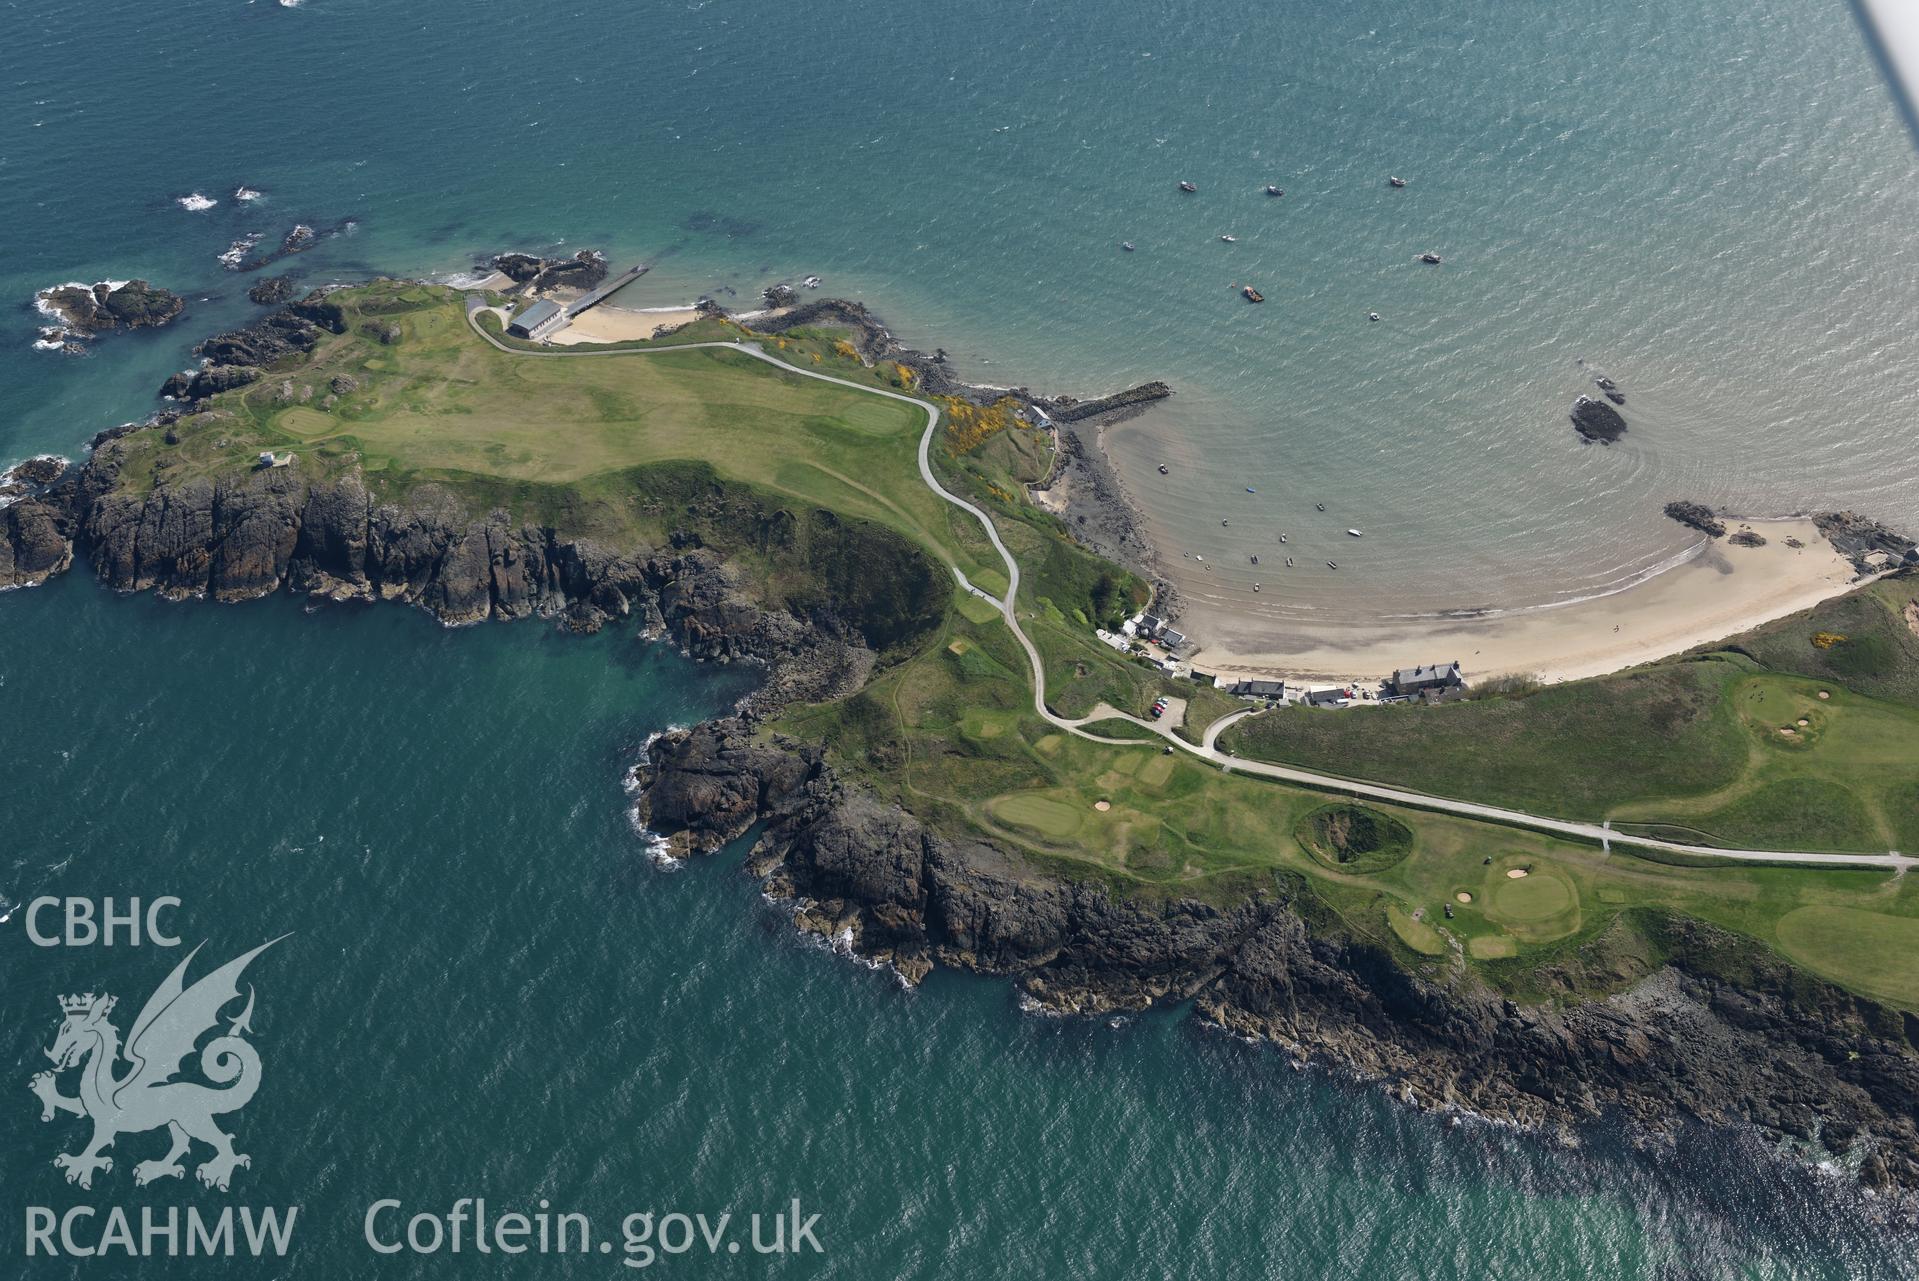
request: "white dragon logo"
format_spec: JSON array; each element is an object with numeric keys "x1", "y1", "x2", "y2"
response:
[{"x1": 29, "y1": 938, "x2": 284, "y2": 1192}]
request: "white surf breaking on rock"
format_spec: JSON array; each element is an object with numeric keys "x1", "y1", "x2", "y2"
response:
[
  {"x1": 623, "y1": 728, "x2": 688, "y2": 869},
  {"x1": 176, "y1": 192, "x2": 217, "y2": 212},
  {"x1": 218, "y1": 232, "x2": 263, "y2": 269}
]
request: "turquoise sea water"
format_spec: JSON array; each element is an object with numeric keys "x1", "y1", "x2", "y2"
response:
[
  {"x1": 1, "y1": 576, "x2": 1914, "y2": 1278},
  {"x1": 4, "y1": 0, "x2": 1916, "y2": 624},
  {"x1": 5, "y1": 0, "x2": 1919, "y2": 1274}
]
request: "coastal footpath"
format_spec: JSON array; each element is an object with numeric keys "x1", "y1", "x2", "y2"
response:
[{"x1": 8, "y1": 277, "x2": 1919, "y2": 1194}]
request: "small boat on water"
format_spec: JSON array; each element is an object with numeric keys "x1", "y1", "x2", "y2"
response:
[
  {"x1": 1250, "y1": 554, "x2": 1260, "y2": 565},
  {"x1": 1221, "y1": 519, "x2": 1230, "y2": 527},
  {"x1": 1220, "y1": 235, "x2": 1238, "y2": 243},
  {"x1": 1368, "y1": 312, "x2": 1381, "y2": 322},
  {"x1": 1266, "y1": 185, "x2": 1284, "y2": 197},
  {"x1": 1388, "y1": 176, "x2": 1408, "y2": 188},
  {"x1": 1285, "y1": 557, "x2": 1294, "y2": 567},
  {"x1": 1315, "y1": 502, "x2": 1326, "y2": 512},
  {"x1": 1347, "y1": 528, "x2": 1363, "y2": 538},
  {"x1": 1242, "y1": 286, "x2": 1264, "y2": 303},
  {"x1": 1253, "y1": 584, "x2": 1261, "y2": 592},
  {"x1": 1121, "y1": 241, "x2": 1136, "y2": 252},
  {"x1": 1278, "y1": 533, "x2": 1288, "y2": 543},
  {"x1": 1418, "y1": 252, "x2": 1443, "y2": 265},
  {"x1": 1179, "y1": 181, "x2": 1198, "y2": 193},
  {"x1": 1157, "y1": 463, "x2": 1169, "y2": 475},
  {"x1": 1327, "y1": 561, "x2": 1339, "y2": 569}
]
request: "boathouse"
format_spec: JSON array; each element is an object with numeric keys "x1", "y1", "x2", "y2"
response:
[{"x1": 508, "y1": 299, "x2": 568, "y2": 340}]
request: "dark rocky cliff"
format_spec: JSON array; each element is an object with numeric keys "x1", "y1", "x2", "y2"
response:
[
  {"x1": 1, "y1": 448, "x2": 890, "y2": 715},
  {"x1": 631, "y1": 719, "x2": 1919, "y2": 1193}
]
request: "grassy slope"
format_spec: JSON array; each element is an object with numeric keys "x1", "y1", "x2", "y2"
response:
[
  {"x1": 125, "y1": 281, "x2": 1919, "y2": 1010},
  {"x1": 114, "y1": 283, "x2": 999, "y2": 592}
]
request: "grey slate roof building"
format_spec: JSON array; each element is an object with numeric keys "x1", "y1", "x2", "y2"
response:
[
  {"x1": 507, "y1": 299, "x2": 567, "y2": 340},
  {"x1": 1388, "y1": 661, "x2": 1465, "y2": 696}
]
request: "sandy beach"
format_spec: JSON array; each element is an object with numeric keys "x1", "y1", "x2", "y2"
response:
[
  {"x1": 549, "y1": 304, "x2": 701, "y2": 345},
  {"x1": 1185, "y1": 519, "x2": 1867, "y2": 689}
]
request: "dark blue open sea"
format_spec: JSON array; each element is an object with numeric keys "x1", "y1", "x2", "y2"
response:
[{"x1": 4, "y1": 1, "x2": 1918, "y2": 1275}]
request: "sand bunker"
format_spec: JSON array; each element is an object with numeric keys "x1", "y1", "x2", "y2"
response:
[
  {"x1": 1779, "y1": 727, "x2": 1797, "y2": 737},
  {"x1": 1818, "y1": 690, "x2": 1831, "y2": 700},
  {"x1": 1455, "y1": 892, "x2": 1474, "y2": 904},
  {"x1": 1093, "y1": 799, "x2": 1111, "y2": 812},
  {"x1": 1505, "y1": 868, "x2": 1530, "y2": 879},
  {"x1": 1797, "y1": 718, "x2": 1810, "y2": 727}
]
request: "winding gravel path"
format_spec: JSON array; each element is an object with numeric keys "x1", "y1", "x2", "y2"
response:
[{"x1": 466, "y1": 297, "x2": 1912, "y2": 873}]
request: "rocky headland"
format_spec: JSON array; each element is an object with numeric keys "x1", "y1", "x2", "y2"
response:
[
  {"x1": 11, "y1": 275, "x2": 1919, "y2": 1200},
  {"x1": 630, "y1": 718, "x2": 1919, "y2": 1195}
]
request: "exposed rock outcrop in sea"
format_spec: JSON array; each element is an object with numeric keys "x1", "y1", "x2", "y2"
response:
[
  {"x1": 492, "y1": 250, "x2": 609, "y2": 295},
  {"x1": 35, "y1": 279, "x2": 185, "y2": 335},
  {"x1": 33, "y1": 280, "x2": 185, "y2": 354},
  {"x1": 631, "y1": 719, "x2": 1919, "y2": 1194},
  {"x1": 1663, "y1": 500, "x2": 1727, "y2": 538},
  {"x1": 1571, "y1": 395, "x2": 1628, "y2": 444}
]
